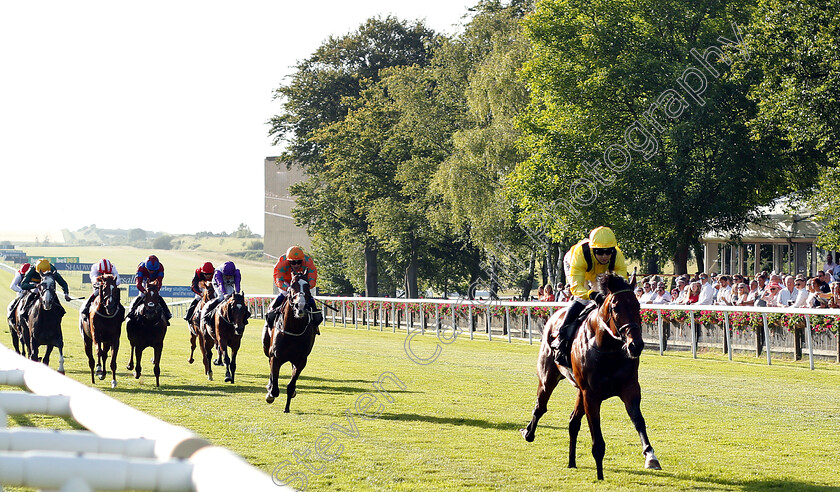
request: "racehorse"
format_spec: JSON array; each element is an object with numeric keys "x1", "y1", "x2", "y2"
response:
[
  {"x1": 81, "y1": 274, "x2": 124, "y2": 388},
  {"x1": 203, "y1": 292, "x2": 249, "y2": 384},
  {"x1": 7, "y1": 297, "x2": 30, "y2": 358},
  {"x1": 126, "y1": 287, "x2": 168, "y2": 387},
  {"x1": 520, "y1": 273, "x2": 660, "y2": 480},
  {"x1": 265, "y1": 271, "x2": 317, "y2": 412},
  {"x1": 188, "y1": 282, "x2": 215, "y2": 377},
  {"x1": 21, "y1": 271, "x2": 66, "y2": 374}
]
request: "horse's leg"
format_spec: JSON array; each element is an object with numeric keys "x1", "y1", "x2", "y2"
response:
[
  {"x1": 153, "y1": 343, "x2": 162, "y2": 387},
  {"x1": 620, "y1": 383, "x2": 661, "y2": 470},
  {"x1": 583, "y1": 392, "x2": 606, "y2": 480},
  {"x1": 134, "y1": 345, "x2": 143, "y2": 379},
  {"x1": 188, "y1": 330, "x2": 196, "y2": 364},
  {"x1": 222, "y1": 343, "x2": 232, "y2": 383},
  {"x1": 214, "y1": 342, "x2": 224, "y2": 366},
  {"x1": 284, "y1": 359, "x2": 307, "y2": 413},
  {"x1": 520, "y1": 346, "x2": 561, "y2": 442},
  {"x1": 10, "y1": 325, "x2": 21, "y2": 354},
  {"x1": 266, "y1": 356, "x2": 282, "y2": 404},
  {"x1": 568, "y1": 390, "x2": 585, "y2": 468},
  {"x1": 202, "y1": 336, "x2": 214, "y2": 380},
  {"x1": 42, "y1": 344, "x2": 53, "y2": 367},
  {"x1": 228, "y1": 344, "x2": 238, "y2": 384},
  {"x1": 83, "y1": 334, "x2": 96, "y2": 384},
  {"x1": 109, "y1": 338, "x2": 119, "y2": 388},
  {"x1": 97, "y1": 343, "x2": 107, "y2": 380},
  {"x1": 126, "y1": 340, "x2": 135, "y2": 371},
  {"x1": 56, "y1": 340, "x2": 65, "y2": 375}
]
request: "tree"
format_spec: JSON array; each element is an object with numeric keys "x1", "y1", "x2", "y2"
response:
[
  {"x1": 152, "y1": 235, "x2": 173, "y2": 250},
  {"x1": 128, "y1": 228, "x2": 146, "y2": 243},
  {"x1": 739, "y1": 0, "x2": 840, "y2": 248},
  {"x1": 233, "y1": 223, "x2": 254, "y2": 238},
  {"x1": 510, "y1": 0, "x2": 815, "y2": 274},
  {"x1": 274, "y1": 17, "x2": 438, "y2": 296}
]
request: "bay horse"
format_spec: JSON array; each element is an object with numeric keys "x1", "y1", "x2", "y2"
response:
[
  {"x1": 7, "y1": 297, "x2": 30, "y2": 358},
  {"x1": 126, "y1": 287, "x2": 168, "y2": 387},
  {"x1": 203, "y1": 292, "x2": 249, "y2": 383},
  {"x1": 265, "y1": 272, "x2": 317, "y2": 412},
  {"x1": 81, "y1": 274, "x2": 124, "y2": 388},
  {"x1": 521, "y1": 273, "x2": 660, "y2": 480},
  {"x1": 188, "y1": 282, "x2": 216, "y2": 380},
  {"x1": 21, "y1": 271, "x2": 66, "y2": 374}
]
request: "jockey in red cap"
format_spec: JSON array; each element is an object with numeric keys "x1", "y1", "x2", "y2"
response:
[{"x1": 184, "y1": 261, "x2": 215, "y2": 321}]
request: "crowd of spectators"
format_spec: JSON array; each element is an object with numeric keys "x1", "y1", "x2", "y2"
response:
[{"x1": 635, "y1": 252, "x2": 840, "y2": 309}]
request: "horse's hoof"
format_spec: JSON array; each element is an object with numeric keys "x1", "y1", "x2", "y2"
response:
[
  {"x1": 111, "y1": 380, "x2": 117, "y2": 389},
  {"x1": 266, "y1": 394, "x2": 275, "y2": 404},
  {"x1": 134, "y1": 372, "x2": 140, "y2": 379},
  {"x1": 207, "y1": 373, "x2": 213, "y2": 381},
  {"x1": 213, "y1": 360, "x2": 223, "y2": 366},
  {"x1": 188, "y1": 358, "x2": 194, "y2": 364},
  {"x1": 283, "y1": 408, "x2": 290, "y2": 413},
  {"x1": 126, "y1": 364, "x2": 132, "y2": 370},
  {"x1": 645, "y1": 458, "x2": 662, "y2": 470},
  {"x1": 224, "y1": 375, "x2": 232, "y2": 383},
  {"x1": 519, "y1": 429, "x2": 535, "y2": 442},
  {"x1": 57, "y1": 370, "x2": 65, "y2": 375},
  {"x1": 98, "y1": 373, "x2": 105, "y2": 381}
]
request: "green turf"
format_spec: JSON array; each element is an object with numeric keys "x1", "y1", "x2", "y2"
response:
[{"x1": 2, "y1": 267, "x2": 840, "y2": 491}]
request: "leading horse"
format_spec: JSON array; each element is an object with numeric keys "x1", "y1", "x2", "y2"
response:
[
  {"x1": 521, "y1": 273, "x2": 660, "y2": 480},
  {"x1": 20, "y1": 271, "x2": 66, "y2": 374},
  {"x1": 265, "y1": 272, "x2": 317, "y2": 412},
  {"x1": 126, "y1": 287, "x2": 168, "y2": 387},
  {"x1": 81, "y1": 274, "x2": 124, "y2": 388}
]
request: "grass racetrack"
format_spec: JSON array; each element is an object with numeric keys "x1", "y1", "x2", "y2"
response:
[{"x1": 2, "y1": 266, "x2": 840, "y2": 491}]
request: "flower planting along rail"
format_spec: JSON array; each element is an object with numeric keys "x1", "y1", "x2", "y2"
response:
[{"x1": 309, "y1": 296, "x2": 840, "y2": 370}]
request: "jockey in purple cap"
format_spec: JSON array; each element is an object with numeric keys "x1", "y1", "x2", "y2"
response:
[{"x1": 201, "y1": 261, "x2": 246, "y2": 325}]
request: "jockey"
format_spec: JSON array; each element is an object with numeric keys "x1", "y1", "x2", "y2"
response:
[
  {"x1": 19, "y1": 259, "x2": 72, "y2": 316},
  {"x1": 80, "y1": 258, "x2": 121, "y2": 319},
  {"x1": 7, "y1": 262, "x2": 31, "y2": 324},
  {"x1": 263, "y1": 246, "x2": 322, "y2": 349},
  {"x1": 200, "y1": 261, "x2": 244, "y2": 324},
  {"x1": 128, "y1": 255, "x2": 172, "y2": 324},
  {"x1": 550, "y1": 226, "x2": 628, "y2": 367},
  {"x1": 183, "y1": 261, "x2": 215, "y2": 321}
]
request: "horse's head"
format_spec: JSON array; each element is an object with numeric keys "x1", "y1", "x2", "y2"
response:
[
  {"x1": 287, "y1": 271, "x2": 311, "y2": 320},
  {"x1": 597, "y1": 273, "x2": 644, "y2": 358},
  {"x1": 221, "y1": 292, "x2": 249, "y2": 336},
  {"x1": 97, "y1": 274, "x2": 120, "y2": 316},
  {"x1": 140, "y1": 288, "x2": 161, "y2": 321},
  {"x1": 37, "y1": 271, "x2": 58, "y2": 311},
  {"x1": 204, "y1": 282, "x2": 216, "y2": 302}
]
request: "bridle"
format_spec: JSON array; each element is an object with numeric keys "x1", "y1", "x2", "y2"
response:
[{"x1": 602, "y1": 288, "x2": 640, "y2": 345}]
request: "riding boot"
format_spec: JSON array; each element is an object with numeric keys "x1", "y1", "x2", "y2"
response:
[
  {"x1": 551, "y1": 299, "x2": 589, "y2": 367},
  {"x1": 262, "y1": 324, "x2": 271, "y2": 357},
  {"x1": 184, "y1": 297, "x2": 199, "y2": 321},
  {"x1": 80, "y1": 293, "x2": 95, "y2": 319}
]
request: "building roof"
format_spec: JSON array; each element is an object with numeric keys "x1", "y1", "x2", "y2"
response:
[{"x1": 704, "y1": 198, "x2": 824, "y2": 243}]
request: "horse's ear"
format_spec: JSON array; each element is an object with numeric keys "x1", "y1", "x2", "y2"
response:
[{"x1": 630, "y1": 267, "x2": 637, "y2": 289}]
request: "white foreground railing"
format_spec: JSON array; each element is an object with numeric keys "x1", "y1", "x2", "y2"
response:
[{"x1": 0, "y1": 344, "x2": 290, "y2": 492}]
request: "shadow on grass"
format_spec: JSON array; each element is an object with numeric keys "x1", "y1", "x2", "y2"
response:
[
  {"x1": 621, "y1": 468, "x2": 840, "y2": 491},
  {"x1": 375, "y1": 411, "x2": 536, "y2": 431},
  {"x1": 105, "y1": 382, "x2": 263, "y2": 396}
]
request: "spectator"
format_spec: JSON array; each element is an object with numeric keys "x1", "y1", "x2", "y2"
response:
[
  {"x1": 543, "y1": 284, "x2": 556, "y2": 302},
  {"x1": 745, "y1": 280, "x2": 761, "y2": 305},
  {"x1": 759, "y1": 282, "x2": 785, "y2": 307},
  {"x1": 651, "y1": 282, "x2": 672, "y2": 304},
  {"x1": 639, "y1": 282, "x2": 654, "y2": 303},
  {"x1": 827, "y1": 282, "x2": 840, "y2": 309},
  {"x1": 715, "y1": 275, "x2": 732, "y2": 306},
  {"x1": 823, "y1": 252, "x2": 837, "y2": 276},
  {"x1": 537, "y1": 285, "x2": 545, "y2": 302},
  {"x1": 673, "y1": 277, "x2": 689, "y2": 304},
  {"x1": 670, "y1": 287, "x2": 680, "y2": 300},
  {"x1": 635, "y1": 286, "x2": 645, "y2": 300},
  {"x1": 779, "y1": 276, "x2": 794, "y2": 306},
  {"x1": 731, "y1": 283, "x2": 753, "y2": 306},
  {"x1": 697, "y1": 273, "x2": 715, "y2": 305},
  {"x1": 804, "y1": 278, "x2": 831, "y2": 308},
  {"x1": 791, "y1": 277, "x2": 810, "y2": 308},
  {"x1": 678, "y1": 281, "x2": 702, "y2": 305}
]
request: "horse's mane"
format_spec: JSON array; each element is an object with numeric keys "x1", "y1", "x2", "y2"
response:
[{"x1": 597, "y1": 273, "x2": 632, "y2": 295}]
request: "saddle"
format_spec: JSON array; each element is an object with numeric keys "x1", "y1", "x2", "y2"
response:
[{"x1": 550, "y1": 301, "x2": 598, "y2": 351}]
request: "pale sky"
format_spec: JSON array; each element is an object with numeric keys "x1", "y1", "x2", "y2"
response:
[{"x1": 0, "y1": 0, "x2": 477, "y2": 239}]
